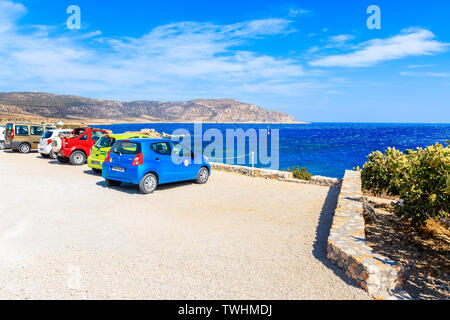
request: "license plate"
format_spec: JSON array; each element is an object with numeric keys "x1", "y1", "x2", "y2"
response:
[
  {"x1": 112, "y1": 167, "x2": 125, "y2": 173},
  {"x1": 92, "y1": 161, "x2": 101, "y2": 166}
]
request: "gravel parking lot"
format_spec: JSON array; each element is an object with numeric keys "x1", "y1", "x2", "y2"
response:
[{"x1": 0, "y1": 150, "x2": 369, "y2": 299}]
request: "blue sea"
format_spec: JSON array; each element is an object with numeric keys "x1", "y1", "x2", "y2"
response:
[{"x1": 95, "y1": 123, "x2": 450, "y2": 178}]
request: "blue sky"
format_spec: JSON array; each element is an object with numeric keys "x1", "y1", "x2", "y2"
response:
[{"x1": 0, "y1": 0, "x2": 449, "y2": 122}]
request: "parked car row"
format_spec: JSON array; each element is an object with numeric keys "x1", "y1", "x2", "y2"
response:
[{"x1": 2, "y1": 122, "x2": 211, "y2": 194}]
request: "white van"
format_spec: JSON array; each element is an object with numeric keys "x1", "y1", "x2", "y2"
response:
[
  {"x1": 0, "y1": 126, "x2": 5, "y2": 149},
  {"x1": 38, "y1": 129, "x2": 72, "y2": 158}
]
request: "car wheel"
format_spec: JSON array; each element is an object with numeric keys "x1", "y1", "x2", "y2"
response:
[
  {"x1": 40, "y1": 153, "x2": 50, "y2": 158},
  {"x1": 196, "y1": 167, "x2": 209, "y2": 184},
  {"x1": 70, "y1": 151, "x2": 86, "y2": 166},
  {"x1": 0, "y1": 141, "x2": 5, "y2": 150},
  {"x1": 49, "y1": 151, "x2": 58, "y2": 159},
  {"x1": 18, "y1": 143, "x2": 31, "y2": 154},
  {"x1": 93, "y1": 168, "x2": 102, "y2": 174},
  {"x1": 106, "y1": 179, "x2": 121, "y2": 187},
  {"x1": 57, "y1": 156, "x2": 69, "y2": 163},
  {"x1": 139, "y1": 173, "x2": 158, "y2": 194}
]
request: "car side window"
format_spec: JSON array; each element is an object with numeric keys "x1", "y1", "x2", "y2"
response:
[
  {"x1": 15, "y1": 125, "x2": 29, "y2": 135},
  {"x1": 30, "y1": 126, "x2": 44, "y2": 136},
  {"x1": 79, "y1": 133, "x2": 88, "y2": 141},
  {"x1": 91, "y1": 131, "x2": 105, "y2": 141},
  {"x1": 172, "y1": 142, "x2": 192, "y2": 158},
  {"x1": 151, "y1": 142, "x2": 171, "y2": 155}
]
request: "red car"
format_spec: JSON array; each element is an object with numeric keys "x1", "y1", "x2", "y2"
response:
[{"x1": 57, "y1": 127, "x2": 109, "y2": 165}]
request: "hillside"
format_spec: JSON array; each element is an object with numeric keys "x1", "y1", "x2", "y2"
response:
[{"x1": 0, "y1": 92, "x2": 300, "y2": 124}]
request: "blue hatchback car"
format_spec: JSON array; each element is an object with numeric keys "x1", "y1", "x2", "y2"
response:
[{"x1": 102, "y1": 138, "x2": 211, "y2": 194}]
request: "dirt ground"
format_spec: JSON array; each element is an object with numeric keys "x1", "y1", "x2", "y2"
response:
[
  {"x1": 364, "y1": 201, "x2": 450, "y2": 300},
  {"x1": 0, "y1": 150, "x2": 368, "y2": 300}
]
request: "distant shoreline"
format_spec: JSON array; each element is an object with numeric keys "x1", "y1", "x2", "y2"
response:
[
  {"x1": 92, "y1": 120, "x2": 310, "y2": 125},
  {"x1": 0, "y1": 115, "x2": 309, "y2": 126}
]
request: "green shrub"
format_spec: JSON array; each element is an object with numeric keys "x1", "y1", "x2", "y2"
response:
[
  {"x1": 287, "y1": 166, "x2": 313, "y2": 181},
  {"x1": 360, "y1": 143, "x2": 450, "y2": 227},
  {"x1": 360, "y1": 147, "x2": 408, "y2": 196},
  {"x1": 396, "y1": 144, "x2": 450, "y2": 226}
]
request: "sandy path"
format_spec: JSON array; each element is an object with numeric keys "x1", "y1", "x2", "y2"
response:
[{"x1": 0, "y1": 150, "x2": 368, "y2": 299}]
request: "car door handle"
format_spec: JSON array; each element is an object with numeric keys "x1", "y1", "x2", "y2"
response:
[{"x1": 155, "y1": 157, "x2": 160, "y2": 161}]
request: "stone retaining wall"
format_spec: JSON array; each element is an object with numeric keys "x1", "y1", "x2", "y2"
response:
[
  {"x1": 281, "y1": 176, "x2": 341, "y2": 188},
  {"x1": 211, "y1": 162, "x2": 292, "y2": 179},
  {"x1": 210, "y1": 162, "x2": 341, "y2": 187},
  {"x1": 327, "y1": 170, "x2": 410, "y2": 299}
]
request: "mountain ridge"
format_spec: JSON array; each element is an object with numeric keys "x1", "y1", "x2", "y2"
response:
[{"x1": 0, "y1": 92, "x2": 301, "y2": 124}]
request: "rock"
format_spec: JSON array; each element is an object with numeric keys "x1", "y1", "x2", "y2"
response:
[{"x1": 363, "y1": 198, "x2": 378, "y2": 222}]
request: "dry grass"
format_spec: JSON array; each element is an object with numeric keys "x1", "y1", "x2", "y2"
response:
[
  {"x1": 364, "y1": 202, "x2": 449, "y2": 300},
  {"x1": 420, "y1": 219, "x2": 450, "y2": 244}
]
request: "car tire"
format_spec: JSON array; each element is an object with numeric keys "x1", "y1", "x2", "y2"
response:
[
  {"x1": 49, "y1": 151, "x2": 58, "y2": 159},
  {"x1": 196, "y1": 167, "x2": 209, "y2": 184},
  {"x1": 0, "y1": 141, "x2": 5, "y2": 150},
  {"x1": 57, "y1": 156, "x2": 69, "y2": 163},
  {"x1": 70, "y1": 151, "x2": 86, "y2": 166},
  {"x1": 40, "y1": 153, "x2": 50, "y2": 158},
  {"x1": 18, "y1": 143, "x2": 31, "y2": 154},
  {"x1": 93, "y1": 168, "x2": 102, "y2": 174},
  {"x1": 139, "y1": 173, "x2": 158, "y2": 194},
  {"x1": 106, "y1": 179, "x2": 121, "y2": 187}
]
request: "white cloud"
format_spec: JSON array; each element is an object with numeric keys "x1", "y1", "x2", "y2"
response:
[
  {"x1": 227, "y1": 19, "x2": 295, "y2": 37},
  {"x1": 407, "y1": 64, "x2": 435, "y2": 69},
  {"x1": 310, "y1": 28, "x2": 449, "y2": 67},
  {"x1": 0, "y1": 0, "x2": 25, "y2": 32},
  {"x1": 0, "y1": 1, "x2": 312, "y2": 101},
  {"x1": 288, "y1": 8, "x2": 311, "y2": 17},
  {"x1": 400, "y1": 71, "x2": 449, "y2": 77},
  {"x1": 328, "y1": 34, "x2": 355, "y2": 43}
]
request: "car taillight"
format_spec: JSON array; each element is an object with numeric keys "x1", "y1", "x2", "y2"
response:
[
  {"x1": 132, "y1": 153, "x2": 143, "y2": 166},
  {"x1": 105, "y1": 150, "x2": 111, "y2": 163},
  {"x1": 47, "y1": 139, "x2": 52, "y2": 145}
]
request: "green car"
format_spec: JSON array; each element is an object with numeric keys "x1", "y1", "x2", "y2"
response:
[{"x1": 88, "y1": 133, "x2": 152, "y2": 173}]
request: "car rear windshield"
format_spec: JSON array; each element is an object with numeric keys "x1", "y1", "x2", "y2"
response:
[
  {"x1": 72, "y1": 128, "x2": 86, "y2": 137},
  {"x1": 111, "y1": 141, "x2": 141, "y2": 155},
  {"x1": 95, "y1": 136, "x2": 116, "y2": 148},
  {"x1": 42, "y1": 131, "x2": 53, "y2": 139}
]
